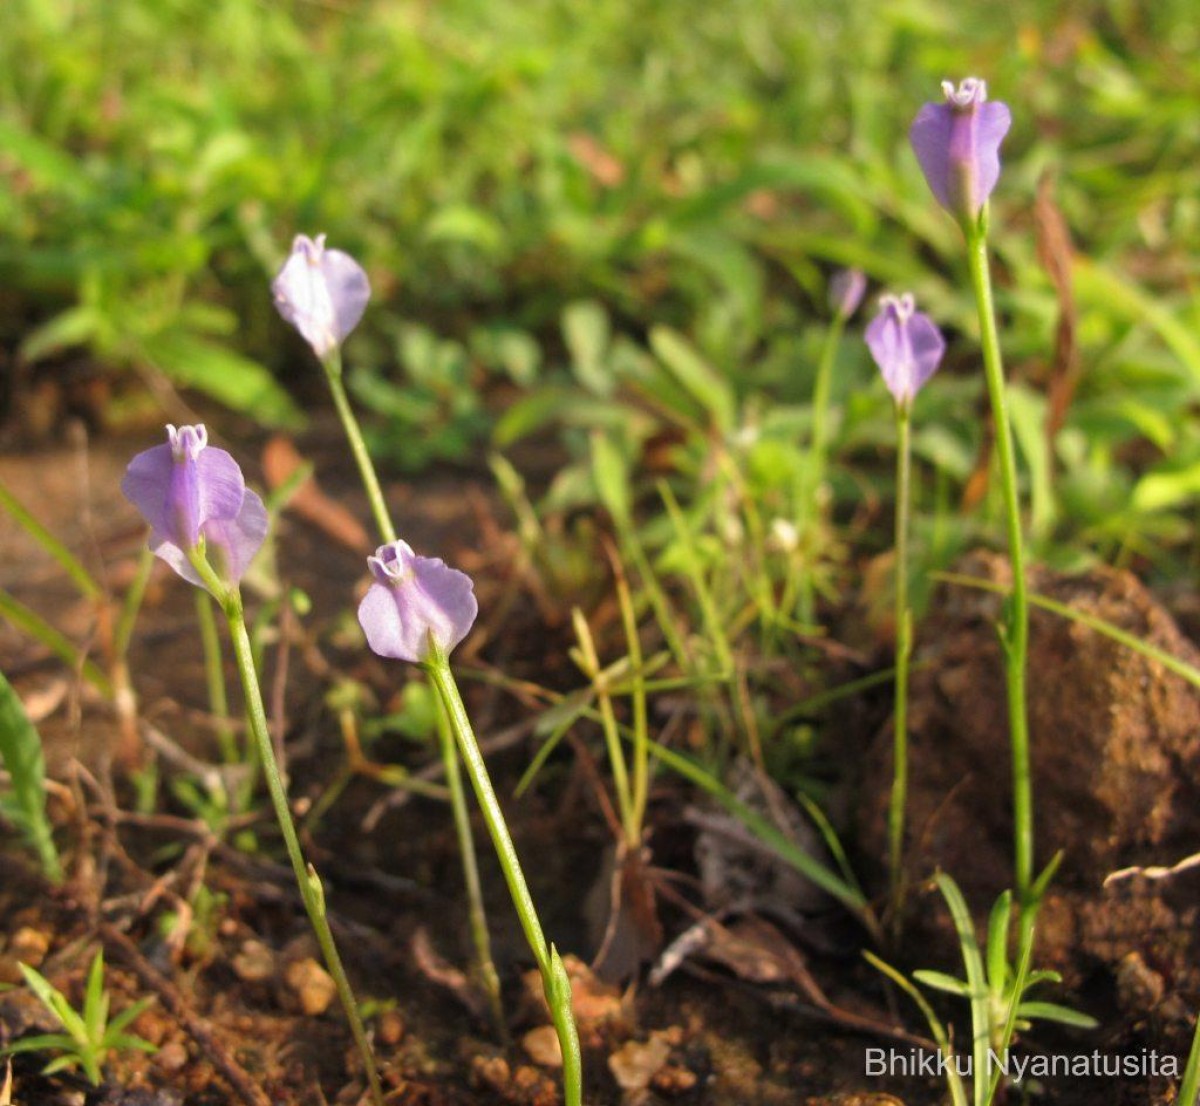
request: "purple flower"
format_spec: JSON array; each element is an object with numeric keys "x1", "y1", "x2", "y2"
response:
[
  {"x1": 272, "y1": 234, "x2": 371, "y2": 360},
  {"x1": 865, "y1": 294, "x2": 946, "y2": 407},
  {"x1": 121, "y1": 424, "x2": 267, "y2": 588},
  {"x1": 829, "y1": 269, "x2": 867, "y2": 320},
  {"x1": 358, "y1": 541, "x2": 478, "y2": 665},
  {"x1": 910, "y1": 78, "x2": 1011, "y2": 225}
]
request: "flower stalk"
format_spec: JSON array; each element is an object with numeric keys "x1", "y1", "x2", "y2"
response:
[
  {"x1": 888, "y1": 403, "x2": 913, "y2": 927},
  {"x1": 188, "y1": 549, "x2": 384, "y2": 1106},
  {"x1": 274, "y1": 234, "x2": 502, "y2": 1029},
  {"x1": 909, "y1": 77, "x2": 1035, "y2": 925},
  {"x1": 426, "y1": 654, "x2": 582, "y2": 1106},
  {"x1": 965, "y1": 225, "x2": 1033, "y2": 911},
  {"x1": 433, "y1": 692, "x2": 505, "y2": 1038},
  {"x1": 321, "y1": 347, "x2": 396, "y2": 546}
]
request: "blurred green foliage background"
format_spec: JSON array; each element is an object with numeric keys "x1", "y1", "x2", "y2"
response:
[{"x1": 2, "y1": 0, "x2": 1198, "y2": 573}]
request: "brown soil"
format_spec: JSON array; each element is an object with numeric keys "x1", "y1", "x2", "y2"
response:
[{"x1": 2, "y1": 430, "x2": 1198, "y2": 1105}]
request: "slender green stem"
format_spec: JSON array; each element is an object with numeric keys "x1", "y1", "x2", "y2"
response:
[
  {"x1": 194, "y1": 590, "x2": 237, "y2": 766},
  {"x1": 426, "y1": 661, "x2": 548, "y2": 964},
  {"x1": 616, "y1": 518, "x2": 691, "y2": 672},
  {"x1": 213, "y1": 573, "x2": 383, "y2": 1106},
  {"x1": 434, "y1": 691, "x2": 505, "y2": 1040},
  {"x1": 320, "y1": 350, "x2": 396, "y2": 545},
  {"x1": 888, "y1": 405, "x2": 912, "y2": 928},
  {"x1": 796, "y1": 314, "x2": 846, "y2": 624},
  {"x1": 965, "y1": 226, "x2": 1033, "y2": 911},
  {"x1": 427, "y1": 657, "x2": 582, "y2": 1106},
  {"x1": 318, "y1": 344, "x2": 500, "y2": 1029},
  {"x1": 936, "y1": 571, "x2": 1200, "y2": 690}
]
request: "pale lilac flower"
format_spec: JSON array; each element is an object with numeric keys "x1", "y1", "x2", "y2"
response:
[
  {"x1": 121, "y1": 424, "x2": 267, "y2": 588},
  {"x1": 272, "y1": 234, "x2": 371, "y2": 359},
  {"x1": 864, "y1": 294, "x2": 945, "y2": 407},
  {"x1": 910, "y1": 78, "x2": 1011, "y2": 224},
  {"x1": 829, "y1": 269, "x2": 867, "y2": 320},
  {"x1": 358, "y1": 541, "x2": 478, "y2": 665}
]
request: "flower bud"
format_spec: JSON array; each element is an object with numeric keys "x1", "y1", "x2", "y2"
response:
[
  {"x1": 828, "y1": 268, "x2": 866, "y2": 321},
  {"x1": 272, "y1": 234, "x2": 371, "y2": 360},
  {"x1": 910, "y1": 78, "x2": 1011, "y2": 226},
  {"x1": 864, "y1": 294, "x2": 945, "y2": 408}
]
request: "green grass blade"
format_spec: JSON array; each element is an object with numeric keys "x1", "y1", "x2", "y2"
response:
[
  {"x1": 1014, "y1": 1001, "x2": 1098, "y2": 1029},
  {"x1": 1178, "y1": 1011, "x2": 1200, "y2": 1106},
  {"x1": 985, "y1": 890, "x2": 1013, "y2": 1007},
  {"x1": 0, "y1": 590, "x2": 112, "y2": 697},
  {"x1": 105, "y1": 996, "x2": 155, "y2": 1037},
  {"x1": 863, "y1": 951, "x2": 969, "y2": 1106},
  {"x1": 934, "y1": 873, "x2": 990, "y2": 1106},
  {"x1": 84, "y1": 952, "x2": 106, "y2": 1045},
  {"x1": 18, "y1": 964, "x2": 87, "y2": 1043},
  {"x1": 658, "y1": 480, "x2": 734, "y2": 674},
  {"x1": 0, "y1": 670, "x2": 62, "y2": 882},
  {"x1": 936, "y1": 573, "x2": 1200, "y2": 690},
  {"x1": 0, "y1": 483, "x2": 102, "y2": 601},
  {"x1": 643, "y1": 735, "x2": 878, "y2": 935}
]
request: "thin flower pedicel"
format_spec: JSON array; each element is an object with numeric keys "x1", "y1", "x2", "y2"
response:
[
  {"x1": 121, "y1": 424, "x2": 267, "y2": 589},
  {"x1": 272, "y1": 232, "x2": 394, "y2": 543},
  {"x1": 275, "y1": 234, "x2": 505, "y2": 1036},
  {"x1": 863, "y1": 293, "x2": 943, "y2": 928},
  {"x1": 358, "y1": 540, "x2": 583, "y2": 1106},
  {"x1": 912, "y1": 78, "x2": 1036, "y2": 930},
  {"x1": 272, "y1": 233, "x2": 371, "y2": 360},
  {"x1": 122, "y1": 430, "x2": 383, "y2": 1106},
  {"x1": 910, "y1": 77, "x2": 1011, "y2": 228},
  {"x1": 865, "y1": 294, "x2": 946, "y2": 408}
]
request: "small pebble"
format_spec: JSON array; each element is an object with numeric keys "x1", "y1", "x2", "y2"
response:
[
  {"x1": 232, "y1": 940, "x2": 275, "y2": 983},
  {"x1": 284, "y1": 957, "x2": 337, "y2": 1016},
  {"x1": 377, "y1": 1008, "x2": 406, "y2": 1046},
  {"x1": 9, "y1": 927, "x2": 50, "y2": 968},
  {"x1": 608, "y1": 1035, "x2": 672, "y2": 1092},
  {"x1": 471, "y1": 1055, "x2": 511, "y2": 1093},
  {"x1": 522, "y1": 1025, "x2": 563, "y2": 1068},
  {"x1": 155, "y1": 1040, "x2": 190, "y2": 1074},
  {"x1": 652, "y1": 1064, "x2": 699, "y2": 1095}
]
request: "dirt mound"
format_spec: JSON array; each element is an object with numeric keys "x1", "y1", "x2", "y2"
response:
[{"x1": 858, "y1": 551, "x2": 1200, "y2": 1009}]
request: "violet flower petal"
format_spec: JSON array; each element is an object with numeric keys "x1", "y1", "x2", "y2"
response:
[
  {"x1": 358, "y1": 541, "x2": 478, "y2": 664},
  {"x1": 864, "y1": 294, "x2": 946, "y2": 407},
  {"x1": 909, "y1": 102, "x2": 956, "y2": 211},
  {"x1": 910, "y1": 78, "x2": 1011, "y2": 222},
  {"x1": 906, "y1": 312, "x2": 947, "y2": 396},
  {"x1": 121, "y1": 442, "x2": 177, "y2": 539},
  {"x1": 121, "y1": 425, "x2": 267, "y2": 589},
  {"x1": 272, "y1": 234, "x2": 371, "y2": 359},
  {"x1": 829, "y1": 268, "x2": 867, "y2": 320},
  {"x1": 196, "y1": 489, "x2": 269, "y2": 586},
  {"x1": 196, "y1": 447, "x2": 248, "y2": 528}
]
